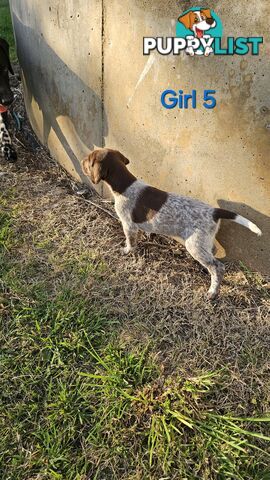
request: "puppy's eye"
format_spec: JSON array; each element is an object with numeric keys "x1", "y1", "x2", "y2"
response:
[
  {"x1": 194, "y1": 16, "x2": 199, "y2": 22},
  {"x1": 201, "y1": 14, "x2": 206, "y2": 20}
]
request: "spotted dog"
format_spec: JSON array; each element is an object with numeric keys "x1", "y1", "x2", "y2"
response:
[
  {"x1": 82, "y1": 148, "x2": 262, "y2": 299},
  {"x1": 0, "y1": 38, "x2": 17, "y2": 162},
  {"x1": 178, "y1": 8, "x2": 216, "y2": 56},
  {"x1": 0, "y1": 107, "x2": 17, "y2": 162}
]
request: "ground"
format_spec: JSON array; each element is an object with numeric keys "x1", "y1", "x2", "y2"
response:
[
  {"x1": 0, "y1": 76, "x2": 270, "y2": 479},
  {"x1": 1, "y1": 9, "x2": 270, "y2": 478}
]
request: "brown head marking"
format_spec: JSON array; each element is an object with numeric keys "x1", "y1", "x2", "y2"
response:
[
  {"x1": 200, "y1": 8, "x2": 212, "y2": 19},
  {"x1": 81, "y1": 148, "x2": 135, "y2": 194}
]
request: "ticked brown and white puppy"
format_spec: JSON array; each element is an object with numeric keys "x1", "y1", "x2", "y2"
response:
[
  {"x1": 82, "y1": 148, "x2": 261, "y2": 299},
  {"x1": 178, "y1": 9, "x2": 216, "y2": 56},
  {"x1": 0, "y1": 38, "x2": 17, "y2": 162}
]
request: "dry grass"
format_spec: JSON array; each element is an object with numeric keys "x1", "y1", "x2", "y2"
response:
[
  {"x1": 0, "y1": 84, "x2": 270, "y2": 479},
  {"x1": 2, "y1": 145, "x2": 269, "y2": 410}
]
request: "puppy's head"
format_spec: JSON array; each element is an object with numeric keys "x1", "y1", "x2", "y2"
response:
[
  {"x1": 0, "y1": 38, "x2": 14, "y2": 106},
  {"x1": 81, "y1": 148, "x2": 130, "y2": 184},
  {"x1": 0, "y1": 38, "x2": 14, "y2": 75}
]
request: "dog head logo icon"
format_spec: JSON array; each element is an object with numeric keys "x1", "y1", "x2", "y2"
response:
[{"x1": 176, "y1": 7, "x2": 222, "y2": 56}]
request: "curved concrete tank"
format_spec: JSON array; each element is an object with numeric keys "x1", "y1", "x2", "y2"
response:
[{"x1": 10, "y1": 0, "x2": 270, "y2": 273}]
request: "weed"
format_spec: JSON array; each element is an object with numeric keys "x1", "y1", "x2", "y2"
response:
[{"x1": 0, "y1": 152, "x2": 269, "y2": 479}]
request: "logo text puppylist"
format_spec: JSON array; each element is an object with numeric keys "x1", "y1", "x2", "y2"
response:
[{"x1": 143, "y1": 7, "x2": 263, "y2": 57}]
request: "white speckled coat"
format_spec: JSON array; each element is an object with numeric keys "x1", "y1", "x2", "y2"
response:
[{"x1": 82, "y1": 148, "x2": 261, "y2": 299}]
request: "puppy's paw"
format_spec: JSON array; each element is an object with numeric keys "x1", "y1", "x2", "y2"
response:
[
  {"x1": 185, "y1": 47, "x2": 194, "y2": 56},
  {"x1": 207, "y1": 289, "x2": 219, "y2": 301},
  {"x1": 2, "y1": 145, "x2": 17, "y2": 162},
  {"x1": 204, "y1": 46, "x2": 213, "y2": 56},
  {"x1": 121, "y1": 246, "x2": 133, "y2": 255}
]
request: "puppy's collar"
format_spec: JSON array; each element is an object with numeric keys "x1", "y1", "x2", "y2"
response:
[{"x1": 0, "y1": 104, "x2": 8, "y2": 113}]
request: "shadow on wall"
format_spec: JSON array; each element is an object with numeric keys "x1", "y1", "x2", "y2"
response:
[
  {"x1": 12, "y1": 12, "x2": 107, "y2": 182},
  {"x1": 217, "y1": 200, "x2": 270, "y2": 275},
  {"x1": 11, "y1": 11, "x2": 270, "y2": 275}
]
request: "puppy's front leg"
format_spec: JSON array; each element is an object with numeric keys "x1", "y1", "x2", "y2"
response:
[
  {"x1": 122, "y1": 224, "x2": 138, "y2": 254},
  {"x1": 0, "y1": 113, "x2": 17, "y2": 162}
]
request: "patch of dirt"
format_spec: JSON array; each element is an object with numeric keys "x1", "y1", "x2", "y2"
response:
[{"x1": 1, "y1": 74, "x2": 270, "y2": 415}]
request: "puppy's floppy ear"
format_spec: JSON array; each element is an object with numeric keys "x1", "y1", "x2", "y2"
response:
[
  {"x1": 201, "y1": 8, "x2": 212, "y2": 18},
  {"x1": 81, "y1": 155, "x2": 91, "y2": 176},
  {"x1": 178, "y1": 11, "x2": 193, "y2": 30}
]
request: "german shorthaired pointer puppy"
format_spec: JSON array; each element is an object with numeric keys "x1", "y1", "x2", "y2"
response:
[
  {"x1": 0, "y1": 38, "x2": 17, "y2": 162},
  {"x1": 82, "y1": 148, "x2": 262, "y2": 299}
]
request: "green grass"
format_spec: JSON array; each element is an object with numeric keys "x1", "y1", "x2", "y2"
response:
[
  {"x1": 0, "y1": 197, "x2": 270, "y2": 479},
  {"x1": 0, "y1": 0, "x2": 17, "y2": 62}
]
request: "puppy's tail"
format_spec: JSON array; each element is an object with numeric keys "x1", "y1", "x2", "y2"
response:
[{"x1": 213, "y1": 208, "x2": 262, "y2": 236}]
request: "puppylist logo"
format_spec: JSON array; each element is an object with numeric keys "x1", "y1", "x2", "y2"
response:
[{"x1": 143, "y1": 6, "x2": 263, "y2": 56}]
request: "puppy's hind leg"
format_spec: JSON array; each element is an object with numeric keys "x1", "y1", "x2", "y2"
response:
[
  {"x1": 185, "y1": 233, "x2": 225, "y2": 299},
  {"x1": 122, "y1": 223, "x2": 139, "y2": 255}
]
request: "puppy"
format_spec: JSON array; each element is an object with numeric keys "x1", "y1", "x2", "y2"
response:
[
  {"x1": 82, "y1": 148, "x2": 262, "y2": 299},
  {"x1": 0, "y1": 38, "x2": 16, "y2": 162},
  {"x1": 178, "y1": 9, "x2": 216, "y2": 56},
  {"x1": 0, "y1": 110, "x2": 17, "y2": 162},
  {"x1": 0, "y1": 38, "x2": 14, "y2": 106}
]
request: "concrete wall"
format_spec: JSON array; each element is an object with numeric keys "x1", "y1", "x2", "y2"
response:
[
  {"x1": 10, "y1": 0, "x2": 104, "y2": 194},
  {"x1": 10, "y1": 0, "x2": 270, "y2": 274}
]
